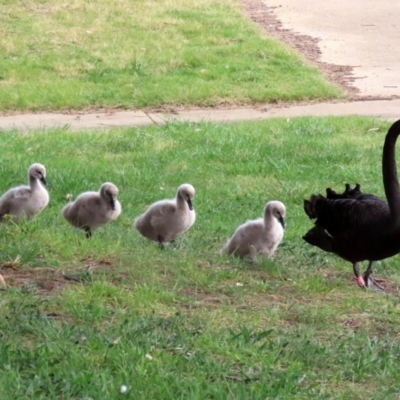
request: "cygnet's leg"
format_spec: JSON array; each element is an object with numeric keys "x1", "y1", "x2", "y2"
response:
[
  {"x1": 353, "y1": 263, "x2": 366, "y2": 288},
  {"x1": 363, "y1": 261, "x2": 384, "y2": 291},
  {"x1": 157, "y1": 235, "x2": 165, "y2": 250},
  {"x1": 85, "y1": 227, "x2": 92, "y2": 239}
]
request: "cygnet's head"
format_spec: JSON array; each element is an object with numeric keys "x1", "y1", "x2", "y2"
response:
[
  {"x1": 100, "y1": 182, "x2": 119, "y2": 210},
  {"x1": 178, "y1": 184, "x2": 195, "y2": 210},
  {"x1": 265, "y1": 201, "x2": 286, "y2": 228},
  {"x1": 29, "y1": 163, "x2": 47, "y2": 186}
]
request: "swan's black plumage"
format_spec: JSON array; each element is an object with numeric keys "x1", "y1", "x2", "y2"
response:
[
  {"x1": 325, "y1": 183, "x2": 383, "y2": 202},
  {"x1": 303, "y1": 119, "x2": 400, "y2": 289}
]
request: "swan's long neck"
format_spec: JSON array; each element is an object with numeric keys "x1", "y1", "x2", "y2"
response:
[
  {"x1": 263, "y1": 208, "x2": 274, "y2": 229},
  {"x1": 382, "y1": 119, "x2": 400, "y2": 222},
  {"x1": 29, "y1": 174, "x2": 40, "y2": 190},
  {"x1": 177, "y1": 194, "x2": 186, "y2": 209}
]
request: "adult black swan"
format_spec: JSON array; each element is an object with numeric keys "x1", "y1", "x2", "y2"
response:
[{"x1": 303, "y1": 119, "x2": 400, "y2": 290}]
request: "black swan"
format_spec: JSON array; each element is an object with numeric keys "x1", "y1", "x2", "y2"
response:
[{"x1": 303, "y1": 119, "x2": 400, "y2": 290}]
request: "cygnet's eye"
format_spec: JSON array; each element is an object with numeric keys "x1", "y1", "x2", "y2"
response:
[{"x1": 36, "y1": 170, "x2": 42, "y2": 175}]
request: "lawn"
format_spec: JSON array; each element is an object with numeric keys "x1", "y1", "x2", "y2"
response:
[
  {"x1": 0, "y1": 0, "x2": 343, "y2": 112},
  {"x1": 1, "y1": 116, "x2": 400, "y2": 399}
]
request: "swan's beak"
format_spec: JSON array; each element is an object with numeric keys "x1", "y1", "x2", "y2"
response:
[
  {"x1": 279, "y1": 217, "x2": 285, "y2": 229},
  {"x1": 187, "y1": 199, "x2": 193, "y2": 211},
  {"x1": 110, "y1": 198, "x2": 116, "y2": 210},
  {"x1": 40, "y1": 176, "x2": 47, "y2": 186}
]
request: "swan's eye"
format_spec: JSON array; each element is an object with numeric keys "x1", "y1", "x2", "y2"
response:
[{"x1": 36, "y1": 170, "x2": 41, "y2": 175}]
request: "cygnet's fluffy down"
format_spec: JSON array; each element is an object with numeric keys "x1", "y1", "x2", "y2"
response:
[
  {"x1": 134, "y1": 183, "x2": 196, "y2": 245},
  {"x1": 0, "y1": 163, "x2": 49, "y2": 221},
  {"x1": 222, "y1": 201, "x2": 286, "y2": 260},
  {"x1": 62, "y1": 182, "x2": 121, "y2": 238}
]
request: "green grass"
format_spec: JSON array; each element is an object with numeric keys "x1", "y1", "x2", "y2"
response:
[
  {"x1": 0, "y1": 0, "x2": 343, "y2": 111},
  {"x1": 1, "y1": 116, "x2": 400, "y2": 399}
]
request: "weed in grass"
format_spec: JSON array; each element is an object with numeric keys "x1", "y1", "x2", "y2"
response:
[{"x1": 0, "y1": 117, "x2": 399, "y2": 398}]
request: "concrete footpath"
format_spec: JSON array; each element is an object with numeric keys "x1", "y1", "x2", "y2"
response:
[
  {"x1": 0, "y1": 99, "x2": 399, "y2": 132},
  {"x1": 262, "y1": 0, "x2": 400, "y2": 97}
]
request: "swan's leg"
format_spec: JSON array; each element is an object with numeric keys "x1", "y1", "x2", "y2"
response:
[
  {"x1": 363, "y1": 261, "x2": 384, "y2": 291},
  {"x1": 85, "y1": 227, "x2": 92, "y2": 239},
  {"x1": 157, "y1": 235, "x2": 165, "y2": 250},
  {"x1": 353, "y1": 263, "x2": 366, "y2": 288}
]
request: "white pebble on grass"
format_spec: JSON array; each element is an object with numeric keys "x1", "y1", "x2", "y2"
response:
[{"x1": 120, "y1": 385, "x2": 128, "y2": 394}]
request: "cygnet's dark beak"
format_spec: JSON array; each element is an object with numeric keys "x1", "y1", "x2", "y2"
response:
[
  {"x1": 110, "y1": 198, "x2": 116, "y2": 210},
  {"x1": 279, "y1": 216, "x2": 285, "y2": 229},
  {"x1": 187, "y1": 199, "x2": 193, "y2": 211},
  {"x1": 40, "y1": 176, "x2": 47, "y2": 186}
]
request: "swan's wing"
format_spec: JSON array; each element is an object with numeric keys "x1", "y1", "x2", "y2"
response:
[
  {"x1": 314, "y1": 197, "x2": 389, "y2": 236},
  {"x1": 12, "y1": 187, "x2": 32, "y2": 200},
  {"x1": 0, "y1": 187, "x2": 31, "y2": 216},
  {"x1": 67, "y1": 195, "x2": 101, "y2": 226},
  {"x1": 149, "y1": 202, "x2": 176, "y2": 227},
  {"x1": 77, "y1": 196, "x2": 102, "y2": 217},
  {"x1": 1, "y1": 187, "x2": 31, "y2": 201}
]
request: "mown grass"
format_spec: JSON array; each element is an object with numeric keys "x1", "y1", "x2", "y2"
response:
[
  {"x1": 0, "y1": 0, "x2": 342, "y2": 112},
  {"x1": 1, "y1": 116, "x2": 400, "y2": 399}
]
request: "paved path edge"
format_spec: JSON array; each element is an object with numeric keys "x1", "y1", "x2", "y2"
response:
[{"x1": 1, "y1": 99, "x2": 399, "y2": 132}]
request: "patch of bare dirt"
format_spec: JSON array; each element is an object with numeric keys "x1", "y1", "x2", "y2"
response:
[
  {"x1": 0, "y1": 266, "x2": 75, "y2": 294},
  {"x1": 0, "y1": 256, "x2": 121, "y2": 295}
]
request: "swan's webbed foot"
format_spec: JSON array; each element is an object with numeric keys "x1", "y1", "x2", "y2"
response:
[
  {"x1": 353, "y1": 261, "x2": 384, "y2": 291},
  {"x1": 353, "y1": 263, "x2": 370, "y2": 289},
  {"x1": 353, "y1": 263, "x2": 366, "y2": 288},
  {"x1": 364, "y1": 275, "x2": 385, "y2": 291},
  {"x1": 363, "y1": 261, "x2": 384, "y2": 291}
]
